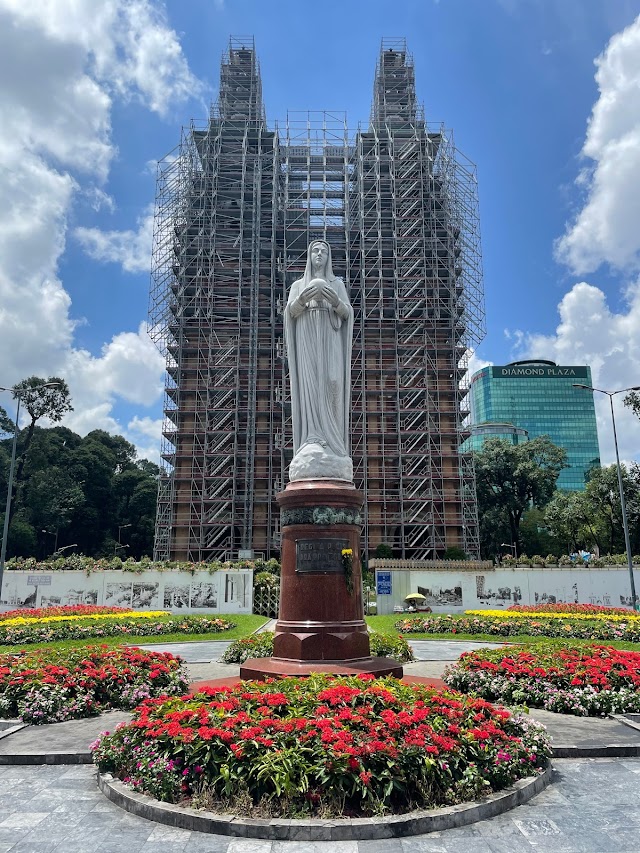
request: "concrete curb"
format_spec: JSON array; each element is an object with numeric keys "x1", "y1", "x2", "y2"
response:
[
  {"x1": 0, "y1": 720, "x2": 27, "y2": 741},
  {"x1": 552, "y1": 743, "x2": 640, "y2": 758},
  {"x1": 97, "y1": 764, "x2": 553, "y2": 841},
  {"x1": 0, "y1": 751, "x2": 90, "y2": 765}
]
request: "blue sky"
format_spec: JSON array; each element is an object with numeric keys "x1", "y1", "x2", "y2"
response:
[{"x1": 2, "y1": 0, "x2": 640, "y2": 466}]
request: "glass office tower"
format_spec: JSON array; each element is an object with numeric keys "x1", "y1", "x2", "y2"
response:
[{"x1": 468, "y1": 360, "x2": 601, "y2": 491}]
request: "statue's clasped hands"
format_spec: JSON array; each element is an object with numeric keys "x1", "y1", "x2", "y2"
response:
[{"x1": 299, "y1": 278, "x2": 340, "y2": 308}]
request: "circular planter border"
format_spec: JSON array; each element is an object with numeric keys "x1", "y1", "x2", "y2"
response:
[{"x1": 97, "y1": 763, "x2": 552, "y2": 841}]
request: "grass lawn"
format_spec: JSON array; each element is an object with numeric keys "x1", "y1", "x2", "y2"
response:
[
  {"x1": 0, "y1": 613, "x2": 268, "y2": 655},
  {"x1": 365, "y1": 615, "x2": 640, "y2": 653}
]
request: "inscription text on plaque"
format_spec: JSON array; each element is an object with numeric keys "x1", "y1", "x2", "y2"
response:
[{"x1": 295, "y1": 538, "x2": 348, "y2": 574}]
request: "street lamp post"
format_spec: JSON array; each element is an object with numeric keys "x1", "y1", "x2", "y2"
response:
[
  {"x1": 42, "y1": 529, "x2": 58, "y2": 555},
  {"x1": 52, "y1": 544, "x2": 77, "y2": 558},
  {"x1": 115, "y1": 524, "x2": 132, "y2": 557},
  {"x1": 573, "y1": 383, "x2": 640, "y2": 611},
  {"x1": 0, "y1": 382, "x2": 61, "y2": 602},
  {"x1": 500, "y1": 542, "x2": 517, "y2": 555}
]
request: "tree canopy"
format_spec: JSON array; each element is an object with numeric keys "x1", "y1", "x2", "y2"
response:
[
  {"x1": 0, "y1": 423, "x2": 159, "y2": 560},
  {"x1": 7, "y1": 376, "x2": 74, "y2": 526},
  {"x1": 624, "y1": 390, "x2": 640, "y2": 421},
  {"x1": 473, "y1": 435, "x2": 567, "y2": 557},
  {"x1": 544, "y1": 464, "x2": 640, "y2": 556}
]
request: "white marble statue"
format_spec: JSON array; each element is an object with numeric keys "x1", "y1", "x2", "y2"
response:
[{"x1": 284, "y1": 240, "x2": 354, "y2": 482}]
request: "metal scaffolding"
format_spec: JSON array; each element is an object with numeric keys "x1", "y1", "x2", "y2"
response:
[{"x1": 150, "y1": 37, "x2": 485, "y2": 562}]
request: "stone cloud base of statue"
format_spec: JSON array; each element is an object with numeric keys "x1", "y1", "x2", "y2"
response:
[{"x1": 284, "y1": 240, "x2": 354, "y2": 483}]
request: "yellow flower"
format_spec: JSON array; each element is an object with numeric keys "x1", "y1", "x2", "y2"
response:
[
  {"x1": 341, "y1": 549, "x2": 353, "y2": 557},
  {"x1": 0, "y1": 611, "x2": 167, "y2": 627},
  {"x1": 464, "y1": 609, "x2": 639, "y2": 622}
]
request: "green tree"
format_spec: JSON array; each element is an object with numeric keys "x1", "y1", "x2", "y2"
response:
[
  {"x1": 543, "y1": 491, "x2": 597, "y2": 553},
  {"x1": 443, "y1": 546, "x2": 467, "y2": 560},
  {"x1": 478, "y1": 506, "x2": 511, "y2": 561},
  {"x1": 0, "y1": 419, "x2": 160, "y2": 559},
  {"x1": 519, "y1": 506, "x2": 563, "y2": 558},
  {"x1": 136, "y1": 459, "x2": 161, "y2": 478},
  {"x1": 473, "y1": 436, "x2": 567, "y2": 557},
  {"x1": 0, "y1": 407, "x2": 14, "y2": 438},
  {"x1": 624, "y1": 390, "x2": 640, "y2": 421},
  {"x1": 26, "y1": 467, "x2": 85, "y2": 556},
  {"x1": 8, "y1": 376, "x2": 73, "y2": 526},
  {"x1": 581, "y1": 465, "x2": 640, "y2": 555}
]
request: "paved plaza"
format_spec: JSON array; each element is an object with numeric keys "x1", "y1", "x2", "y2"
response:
[
  {"x1": 1, "y1": 640, "x2": 639, "y2": 851},
  {"x1": 1, "y1": 759, "x2": 640, "y2": 852}
]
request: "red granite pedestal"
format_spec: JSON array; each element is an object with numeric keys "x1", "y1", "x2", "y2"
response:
[{"x1": 240, "y1": 480, "x2": 403, "y2": 681}]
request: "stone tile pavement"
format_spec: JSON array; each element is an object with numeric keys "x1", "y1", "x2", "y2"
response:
[
  {"x1": 0, "y1": 759, "x2": 640, "y2": 851},
  {"x1": 133, "y1": 638, "x2": 509, "y2": 684},
  {"x1": 1, "y1": 639, "x2": 638, "y2": 849}
]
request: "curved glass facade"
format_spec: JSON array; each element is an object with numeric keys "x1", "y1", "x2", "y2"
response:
[
  {"x1": 462, "y1": 421, "x2": 528, "y2": 453},
  {"x1": 468, "y1": 361, "x2": 600, "y2": 491}
]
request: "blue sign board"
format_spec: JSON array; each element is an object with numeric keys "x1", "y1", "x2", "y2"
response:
[{"x1": 376, "y1": 571, "x2": 392, "y2": 595}]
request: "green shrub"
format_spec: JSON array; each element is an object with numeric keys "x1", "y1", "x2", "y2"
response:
[
  {"x1": 443, "y1": 546, "x2": 466, "y2": 560},
  {"x1": 253, "y1": 571, "x2": 279, "y2": 591},
  {"x1": 222, "y1": 631, "x2": 414, "y2": 664},
  {"x1": 374, "y1": 543, "x2": 393, "y2": 559},
  {"x1": 369, "y1": 632, "x2": 414, "y2": 662},
  {"x1": 221, "y1": 633, "x2": 274, "y2": 663}
]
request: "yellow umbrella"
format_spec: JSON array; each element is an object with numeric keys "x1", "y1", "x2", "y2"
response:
[{"x1": 404, "y1": 592, "x2": 427, "y2": 601}]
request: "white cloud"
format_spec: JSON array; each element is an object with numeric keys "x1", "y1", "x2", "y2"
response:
[
  {"x1": 466, "y1": 350, "x2": 492, "y2": 378},
  {"x1": 75, "y1": 206, "x2": 154, "y2": 274},
  {"x1": 65, "y1": 322, "x2": 165, "y2": 409},
  {"x1": 513, "y1": 280, "x2": 640, "y2": 465},
  {"x1": 556, "y1": 15, "x2": 640, "y2": 274},
  {"x1": 3, "y1": 0, "x2": 201, "y2": 118},
  {"x1": 126, "y1": 415, "x2": 163, "y2": 463},
  {"x1": 514, "y1": 16, "x2": 640, "y2": 468},
  {"x1": 0, "y1": 1, "x2": 199, "y2": 450}
]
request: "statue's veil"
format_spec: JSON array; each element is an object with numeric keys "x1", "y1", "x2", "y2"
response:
[{"x1": 302, "y1": 240, "x2": 336, "y2": 284}]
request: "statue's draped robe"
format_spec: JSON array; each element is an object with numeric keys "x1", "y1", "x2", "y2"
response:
[{"x1": 284, "y1": 273, "x2": 353, "y2": 460}]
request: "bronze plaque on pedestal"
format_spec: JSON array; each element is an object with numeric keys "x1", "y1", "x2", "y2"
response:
[{"x1": 295, "y1": 538, "x2": 348, "y2": 574}]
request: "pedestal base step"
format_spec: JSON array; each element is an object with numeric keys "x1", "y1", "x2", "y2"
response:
[{"x1": 239, "y1": 655, "x2": 403, "y2": 681}]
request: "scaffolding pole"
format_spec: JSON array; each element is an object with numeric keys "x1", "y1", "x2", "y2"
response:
[{"x1": 150, "y1": 37, "x2": 485, "y2": 562}]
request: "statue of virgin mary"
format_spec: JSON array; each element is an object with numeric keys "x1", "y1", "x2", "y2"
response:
[{"x1": 284, "y1": 240, "x2": 354, "y2": 482}]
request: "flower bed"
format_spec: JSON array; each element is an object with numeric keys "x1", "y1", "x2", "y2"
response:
[
  {"x1": 506, "y1": 603, "x2": 634, "y2": 616},
  {"x1": 395, "y1": 613, "x2": 640, "y2": 642},
  {"x1": 91, "y1": 675, "x2": 550, "y2": 817},
  {"x1": 221, "y1": 631, "x2": 414, "y2": 664},
  {"x1": 443, "y1": 645, "x2": 640, "y2": 716},
  {"x1": 1, "y1": 610, "x2": 167, "y2": 627},
  {"x1": 465, "y1": 609, "x2": 639, "y2": 623},
  {"x1": 0, "y1": 614, "x2": 235, "y2": 646},
  {"x1": 0, "y1": 646, "x2": 189, "y2": 724},
  {"x1": 0, "y1": 605, "x2": 133, "y2": 621}
]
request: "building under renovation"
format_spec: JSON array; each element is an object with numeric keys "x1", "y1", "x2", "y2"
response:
[{"x1": 149, "y1": 37, "x2": 485, "y2": 562}]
